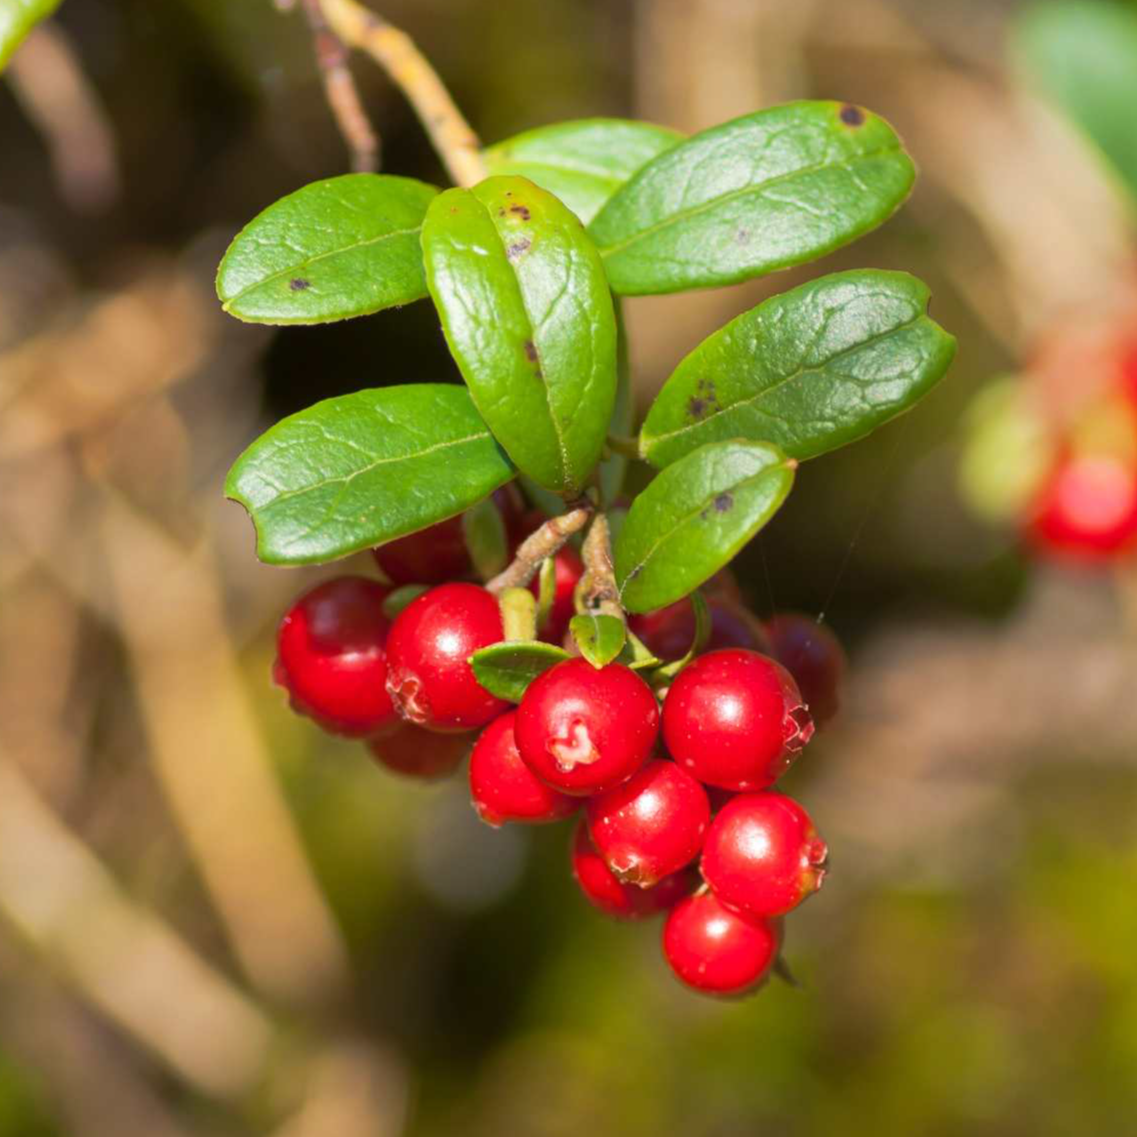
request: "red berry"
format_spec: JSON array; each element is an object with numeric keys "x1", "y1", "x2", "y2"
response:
[
  {"x1": 585, "y1": 759, "x2": 710, "y2": 886},
  {"x1": 701, "y1": 792, "x2": 828, "y2": 920},
  {"x1": 384, "y1": 583, "x2": 508, "y2": 732},
  {"x1": 570, "y1": 820, "x2": 695, "y2": 919},
  {"x1": 663, "y1": 890, "x2": 781, "y2": 996},
  {"x1": 274, "y1": 576, "x2": 399, "y2": 738},
  {"x1": 662, "y1": 649, "x2": 813, "y2": 791},
  {"x1": 373, "y1": 515, "x2": 471, "y2": 585},
  {"x1": 630, "y1": 596, "x2": 768, "y2": 661},
  {"x1": 515, "y1": 659, "x2": 659, "y2": 796},
  {"x1": 1027, "y1": 451, "x2": 1137, "y2": 561},
  {"x1": 764, "y1": 613, "x2": 845, "y2": 728},
  {"x1": 469, "y1": 711, "x2": 578, "y2": 827},
  {"x1": 366, "y1": 722, "x2": 470, "y2": 779},
  {"x1": 528, "y1": 546, "x2": 584, "y2": 644}
]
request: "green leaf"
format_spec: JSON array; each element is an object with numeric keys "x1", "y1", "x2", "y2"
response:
[
  {"x1": 226, "y1": 384, "x2": 515, "y2": 565},
  {"x1": 613, "y1": 441, "x2": 795, "y2": 613},
  {"x1": 470, "y1": 641, "x2": 571, "y2": 703},
  {"x1": 483, "y1": 118, "x2": 684, "y2": 224},
  {"x1": 0, "y1": 0, "x2": 61, "y2": 71},
  {"x1": 589, "y1": 101, "x2": 915, "y2": 295},
  {"x1": 216, "y1": 174, "x2": 439, "y2": 324},
  {"x1": 382, "y1": 585, "x2": 428, "y2": 619},
  {"x1": 462, "y1": 495, "x2": 508, "y2": 579},
  {"x1": 640, "y1": 270, "x2": 956, "y2": 468},
  {"x1": 534, "y1": 556, "x2": 558, "y2": 634},
  {"x1": 569, "y1": 613, "x2": 627, "y2": 668},
  {"x1": 598, "y1": 301, "x2": 634, "y2": 505},
  {"x1": 421, "y1": 176, "x2": 618, "y2": 496},
  {"x1": 1015, "y1": 2, "x2": 1137, "y2": 208}
]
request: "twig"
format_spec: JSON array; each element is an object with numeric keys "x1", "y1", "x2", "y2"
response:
[
  {"x1": 579, "y1": 513, "x2": 624, "y2": 622},
  {"x1": 299, "y1": 0, "x2": 379, "y2": 172},
  {"x1": 317, "y1": 0, "x2": 486, "y2": 187},
  {"x1": 486, "y1": 506, "x2": 592, "y2": 594}
]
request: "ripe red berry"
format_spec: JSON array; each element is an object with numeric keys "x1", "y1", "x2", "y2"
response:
[
  {"x1": 764, "y1": 613, "x2": 845, "y2": 727},
  {"x1": 629, "y1": 596, "x2": 768, "y2": 662},
  {"x1": 662, "y1": 890, "x2": 781, "y2": 996},
  {"x1": 528, "y1": 546, "x2": 584, "y2": 645},
  {"x1": 701, "y1": 792, "x2": 828, "y2": 920},
  {"x1": 570, "y1": 820, "x2": 695, "y2": 919},
  {"x1": 585, "y1": 759, "x2": 710, "y2": 886},
  {"x1": 384, "y1": 582, "x2": 508, "y2": 732},
  {"x1": 373, "y1": 515, "x2": 471, "y2": 585},
  {"x1": 515, "y1": 659, "x2": 659, "y2": 796},
  {"x1": 274, "y1": 576, "x2": 399, "y2": 738},
  {"x1": 661, "y1": 649, "x2": 813, "y2": 791},
  {"x1": 469, "y1": 711, "x2": 578, "y2": 827},
  {"x1": 366, "y1": 722, "x2": 470, "y2": 779}
]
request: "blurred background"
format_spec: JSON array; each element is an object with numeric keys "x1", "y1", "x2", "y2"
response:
[{"x1": 2, "y1": 0, "x2": 1137, "y2": 1133}]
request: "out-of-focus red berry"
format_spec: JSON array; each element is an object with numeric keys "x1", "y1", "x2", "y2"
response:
[
  {"x1": 366, "y1": 723, "x2": 470, "y2": 779},
  {"x1": 764, "y1": 613, "x2": 845, "y2": 727},
  {"x1": 373, "y1": 516, "x2": 471, "y2": 585},
  {"x1": 629, "y1": 596, "x2": 768, "y2": 661}
]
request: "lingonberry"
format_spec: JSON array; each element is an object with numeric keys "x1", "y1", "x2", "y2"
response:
[
  {"x1": 373, "y1": 515, "x2": 471, "y2": 585},
  {"x1": 630, "y1": 596, "x2": 768, "y2": 661},
  {"x1": 274, "y1": 576, "x2": 399, "y2": 738},
  {"x1": 662, "y1": 890, "x2": 782, "y2": 996},
  {"x1": 764, "y1": 613, "x2": 845, "y2": 727},
  {"x1": 469, "y1": 711, "x2": 578, "y2": 827},
  {"x1": 528, "y1": 546, "x2": 584, "y2": 644},
  {"x1": 661, "y1": 649, "x2": 814, "y2": 791},
  {"x1": 585, "y1": 759, "x2": 710, "y2": 886},
  {"x1": 366, "y1": 722, "x2": 471, "y2": 779},
  {"x1": 384, "y1": 582, "x2": 508, "y2": 732},
  {"x1": 570, "y1": 820, "x2": 695, "y2": 919},
  {"x1": 701, "y1": 792, "x2": 828, "y2": 920},
  {"x1": 515, "y1": 658, "x2": 659, "y2": 795}
]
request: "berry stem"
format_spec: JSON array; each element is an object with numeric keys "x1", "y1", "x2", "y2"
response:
[
  {"x1": 486, "y1": 505, "x2": 593, "y2": 595},
  {"x1": 316, "y1": 0, "x2": 487, "y2": 188},
  {"x1": 579, "y1": 513, "x2": 625, "y2": 624},
  {"x1": 605, "y1": 434, "x2": 641, "y2": 460}
]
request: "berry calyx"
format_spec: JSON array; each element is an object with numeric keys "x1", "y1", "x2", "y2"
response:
[
  {"x1": 366, "y1": 723, "x2": 470, "y2": 779},
  {"x1": 630, "y1": 596, "x2": 768, "y2": 661},
  {"x1": 373, "y1": 515, "x2": 471, "y2": 585},
  {"x1": 661, "y1": 649, "x2": 814, "y2": 791},
  {"x1": 585, "y1": 759, "x2": 710, "y2": 886},
  {"x1": 662, "y1": 890, "x2": 781, "y2": 996},
  {"x1": 701, "y1": 792, "x2": 828, "y2": 920},
  {"x1": 570, "y1": 820, "x2": 695, "y2": 919},
  {"x1": 384, "y1": 582, "x2": 508, "y2": 732},
  {"x1": 274, "y1": 576, "x2": 399, "y2": 738},
  {"x1": 764, "y1": 613, "x2": 845, "y2": 728},
  {"x1": 528, "y1": 546, "x2": 584, "y2": 645},
  {"x1": 469, "y1": 711, "x2": 578, "y2": 826},
  {"x1": 515, "y1": 658, "x2": 659, "y2": 795}
]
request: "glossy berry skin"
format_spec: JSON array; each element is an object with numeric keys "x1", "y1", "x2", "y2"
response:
[
  {"x1": 366, "y1": 723, "x2": 470, "y2": 779},
  {"x1": 274, "y1": 576, "x2": 398, "y2": 738},
  {"x1": 663, "y1": 891, "x2": 781, "y2": 997},
  {"x1": 373, "y1": 515, "x2": 471, "y2": 585},
  {"x1": 764, "y1": 613, "x2": 845, "y2": 727},
  {"x1": 528, "y1": 546, "x2": 584, "y2": 645},
  {"x1": 701, "y1": 792, "x2": 828, "y2": 920},
  {"x1": 1027, "y1": 452, "x2": 1137, "y2": 561},
  {"x1": 662, "y1": 649, "x2": 814, "y2": 791},
  {"x1": 469, "y1": 712, "x2": 578, "y2": 827},
  {"x1": 585, "y1": 759, "x2": 710, "y2": 886},
  {"x1": 570, "y1": 821, "x2": 695, "y2": 919},
  {"x1": 384, "y1": 583, "x2": 508, "y2": 733},
  {"x1": 630, "y1": 596, "x2": 768, "y2": 662},
  {"x1": 515, "y1": 659, "x2": 659, "y2": 796}
]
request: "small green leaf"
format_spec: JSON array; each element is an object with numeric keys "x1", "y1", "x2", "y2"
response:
[
  {"x1": 534, "y1": 556, "x2": 558, "y2": 634},
  {"x1": 216, "y1": 174, "x2": 439, "y2": 324},
  {"x1": 569, "y1": 613, "x2": 627, "y2": 668},
  {"x1": 226, "y1": 384, "x2": 515, "y2": 565},
  {"x1": 650, "y1": 591, "x2": 710, "y2": 682},
  {"x1": 483, "y1": 118, "x2": 684, "y2": 224},
  {"x1": 589, "y1": 101, "x2": 915, "y2": 295},
  {"x1": 641, "y1": 270, "x2": 956, "y2": 467},
  {"x1": 462, "y1": 495, "x2": 508, "y2": 579},
  {"x1": 470, "y1": 641, "x2": 571, "y2": 703},
  {"x1": 615, "y1": 629, "x2": 661, "y2": 671},
  {"x1": 499, "y1": 588, "x2": 538, "y2": 642},
  {"x1": 613, "y1": 441, "x2": 795, "y2": 613},
  {"x1": 382, "y1": 585, "x2": 429, "y2": 619},
  {"x1": 0, "y1": 0, "x2": 61, "y2": 71},
  {"x1": 421, "y1": 175, "x2": 618, "y2": 495}
]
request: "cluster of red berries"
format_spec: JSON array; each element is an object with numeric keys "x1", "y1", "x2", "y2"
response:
[{"x1": 273, "y1": 509, "x2": 844, "y2": 997}]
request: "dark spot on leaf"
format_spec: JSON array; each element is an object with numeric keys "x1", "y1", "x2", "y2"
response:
[
  {"x1": 627, "y1": 565, "x2": 643, "y2": 581},
  {"x1": 506, "y1": 238, "x2": 531, "y2": 261},
  {"x1": 522, "y1": 339, "x2": 543, "y2": 377},
  {"x1": 686, "y1": 378, "x2": 720, "y2": 421},
  {"x1": 735, "y1": 227, "x2": 750, "y2": 245},
  {"x1": 498, "y1": 207, "x2": 506, "y2": 217},
  {"x1": 713, "y1": 492, "x2": 733, "y2": 513},
  {"x1": 839, "y1": 103, "x2": 865, "y2": 127},
  {"x1": 290, "y1": 278, "x2": 310, "y2": 291},
  {"x1": 509, "y1": 204, "x2": 531, "y2": 220}
]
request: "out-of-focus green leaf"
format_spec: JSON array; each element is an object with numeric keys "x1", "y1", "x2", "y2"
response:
[
  {"x1": 0, "y1": 0, "x2": 61, "y2": 71},
  {"x1": 216, "y1": 174, "x2": 438, "y2": 323},
  {"x1": 569, "y1": 613, "x2": 626, "y2": 668},
  {"x1": 589, "y1": 101, "x2": 915, "y2": 295},
  {"x1": 470, "y1": 641, "x2": 571, "y2": 702},
  {"x1": 641, "y1": 270, "x2": 956, "y2": 467},
  {"x1": 598, "y1": 301, "x2": 634, "y2": 505},
  {"x1": 463, "y1": 495, "x2": 509, "y2": 579}
]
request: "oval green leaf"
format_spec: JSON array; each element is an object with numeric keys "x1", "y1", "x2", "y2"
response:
[
  {"x1": 226, "y1": 384, "x2": 515, "y2": 565},
  {"x1": 422, "y1": 176, "x2": 618, "y2": 495},
  {"x1": 589, "y1": 101, "x2": 915, "y2": 295},
  {"x1": 641, "y1": 270, "x2": 956, "y2": 468},
  {"x1": 483, "y1": 118, "x2": 684, "y2": 224},
  {"x1": 0, "y1": 0, "x2": 61, "y2": 70},
  {"x1": 470, "y1": 641, "x2": 571, "y2": 703},
  {"x1": 569, "y1": 613, "x2": 627, "y2": 669},
  {"x1": 216, "y1": 174, "x2": 439, "y2": 324},
  {"x1": 613, "y1": 441, "x2": 795, "y2": 613}
]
